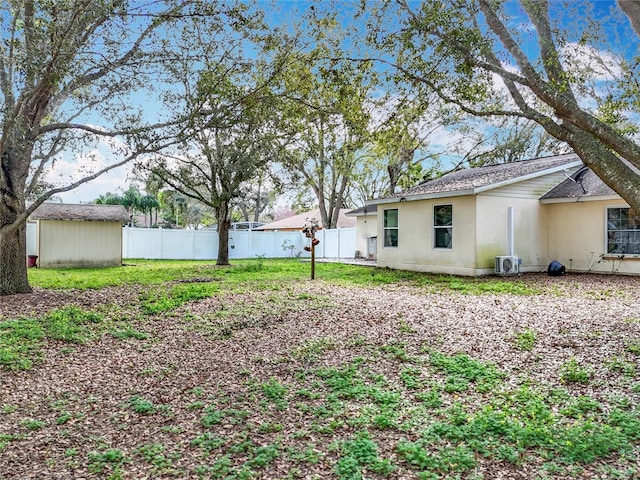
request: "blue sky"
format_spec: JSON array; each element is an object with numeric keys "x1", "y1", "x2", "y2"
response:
[{"x1": 51, "y1": 0, "x2": 637, "y2": 203}]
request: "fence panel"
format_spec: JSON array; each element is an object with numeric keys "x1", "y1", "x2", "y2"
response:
[{"x1": 36, "y1": 225, "x2": 356, "y2": 261}]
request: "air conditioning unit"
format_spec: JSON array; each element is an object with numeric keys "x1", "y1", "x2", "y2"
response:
[{"x1": 495, "y1": 255, "x2": 519, "y2": 275}]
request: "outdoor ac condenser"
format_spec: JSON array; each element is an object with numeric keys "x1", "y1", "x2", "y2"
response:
[{"x1": 495, "y1": 255, "x2": 519, "y2": 275}]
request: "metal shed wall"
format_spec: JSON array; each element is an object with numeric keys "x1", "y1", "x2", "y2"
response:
[{"x1": 37, "y1": 220, "x2": 123, "y2": 268}]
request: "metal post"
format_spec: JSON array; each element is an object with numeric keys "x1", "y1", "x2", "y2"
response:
[
  {"x1": 311, "y1": 230, "x2": 315, "y2": 280},
  {"x1": 303, "y1": 217, "x2": 319, "y2": 281}
]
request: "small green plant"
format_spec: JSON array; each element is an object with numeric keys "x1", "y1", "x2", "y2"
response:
[
  {"x1": 87, "y1": 448, "x2": 127, "y2": 474},
  {"x1": 20, "y1": 419, "x2": 45, "y2": 430},
  {"x1": 245, "y1": 444, "x2": 279, "y2": 469},
  {"x1": 0, "y1": 433, "x2": 26, "y2": 451},
  {"x1": 514, "y1": 328, "x2": 536, "y2": 351},
  {"x1": 0, "y1": 307, "x2": 103, "y2": 370},
  {"x1": 64, "y1": 448, "x2": 78, "y2": 457},
  {"x1": 291, "y1": 337, "x2": 337, "y2": 363},
  {"x1": 334, "y1": 431, "x2": 395, "y2": 479},
  {"x1": 415, "y1": 389, "x2": 443, "y2": 409},
  {"x1": 111, "y1": 327, "x2": 149, "y2": 340},
  {"x1": 190, "y1": 432, "x2": 225, "y2": 451},
  {"x1": 137, "y1": 443, "x2": 175, "y2": 470},
  {"x1": 429, "y1": 351, "x2": 505, "y2": 392},
  {"x1": 56, "y1": 412, "x2": 73, "y2": 425},
  {"x1": 258, "y1": 421, "x2": 283, "y2": 433},
  {"x1": 201, "y1": 407, "x2": 248, "y2": 427},
  {"x1": 625, "y1": 340, "x2": 640, "y2": 355},
  {"x1": 1, "y1": 404, "x2": 18, "y2": 414},
  {"x1": 398, "y1": 319, "x2": 417, "y2": 334},
  {"x1": 261, "y1": 378, "x2": 289, "y2": 410},
  {"x1": 399, "y1": 367, "x2": 424, "y2": 390},
  {"x1": 606, "y1": 356, "x2": 636, "y2": 377},
  {"x1": 560, "y1": 358, "x2": 593, "y2": 384},
  {"x1": 128, "y1": 395, "x2": 157, "y2": 415},
  {"x1": 141, "y1": 283, "x2": 216, "y2": 314}
]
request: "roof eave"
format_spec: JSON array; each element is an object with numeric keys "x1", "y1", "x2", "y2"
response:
[
  {"x1": 540, "y1": 194, "x2": 623, "y2": 204},
  {"x1": 367, "y1": 190, "x2": 474, "y2": 205}
]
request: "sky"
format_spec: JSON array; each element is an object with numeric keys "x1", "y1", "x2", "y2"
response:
[{"x1": 47, "y1": 0, "x2": 633, "y2": 204}]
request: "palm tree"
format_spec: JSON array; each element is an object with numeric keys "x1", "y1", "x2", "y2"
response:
[{"x1": 139, "y1": 194, "x2": 160, "y2": 227}]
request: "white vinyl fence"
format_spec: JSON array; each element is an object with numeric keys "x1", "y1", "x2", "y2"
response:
[{"x1": 121, "y1": 226, "x2": 356, "y2": 260}]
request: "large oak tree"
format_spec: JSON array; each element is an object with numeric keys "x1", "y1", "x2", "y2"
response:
[
  {"x1": 0, "y1": 0, "x2": 249, "y2": 294},
  {"x1": 144, "y1": 55, "x2": 285, "y2": 265},
  {"x1": 365, "y1": 0, "x2": 640, "y2": 210}
]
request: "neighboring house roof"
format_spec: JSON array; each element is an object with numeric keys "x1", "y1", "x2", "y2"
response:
[
  {"x1": 540, "y1": 167, "x2": 617, "y2": 201},
  {"x1": 370, "y1": 153, "x2": 583, "y2": 204},
  {"x1": 31, "y1": 203, "x2": 130, "y2": 222},
  {"x1": 346, "y1": 205, "x2": 377, "y2": 217},
  {"x1": 256, "y1": 208, "x2": 356, "y2": 230}
]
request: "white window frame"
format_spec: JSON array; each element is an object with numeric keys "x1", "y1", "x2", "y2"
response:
[
  {"x1": 605, "y1": 205, "x2": 640, "y2": 256},
  {"x1": 383, "y1": 208, "x2": 399, "y2": 248},
  {"x1": 433, "y1": 204, "x2": 453, "y2": 250}
]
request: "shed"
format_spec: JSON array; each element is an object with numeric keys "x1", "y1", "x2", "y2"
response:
[{"x1": 30, "y1": 203, "x2": 129, "y2": 268}]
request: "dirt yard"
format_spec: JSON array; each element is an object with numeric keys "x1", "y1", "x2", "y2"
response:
[{"x1": 1, "y1": 272, "x2": 639, "y2": 479}]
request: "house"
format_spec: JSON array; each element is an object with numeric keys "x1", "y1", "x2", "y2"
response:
[
  {"x1": 255, "y1": 208, "x2": 356, "y2": 232},
  {"x1": 364, "y1": 153, "x2": 640, "y2": 276},
  {"x1": 345, "y1": 205, "x2": 378, "y2": 259},
  {"x1": 30, "y1": 203, "x2": 129, "y2": 268}
]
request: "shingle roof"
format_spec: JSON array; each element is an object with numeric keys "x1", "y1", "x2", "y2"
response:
[
  {"x1": 378, "y1": 153, "x2": 582, "y2": 200},
  {"x1": 256, "y1": 208, "x2": 356, "y2": 230},
  {"x1": 540, "y1": 167, "x2": 616, "y2": 200},
  {"x1": 31, "y1": 203, "x2": 130, "y2": 222},
  {"x1": 345, "y1": 205, "x2": 377, "y2": 216}
]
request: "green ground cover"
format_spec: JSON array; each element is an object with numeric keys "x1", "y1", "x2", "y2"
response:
[{"x1": 0, "y1": 259, "x2": 636, "y2": 479}]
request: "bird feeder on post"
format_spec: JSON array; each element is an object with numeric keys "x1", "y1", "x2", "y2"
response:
[{"x1": 302, "y1": 218, "x2": 320, "y2": 280}]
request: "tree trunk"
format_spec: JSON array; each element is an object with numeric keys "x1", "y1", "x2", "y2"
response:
[
  {"x1": 216, "y1": 203, "x2": 231, "y2": 266},
  {"x1": 0, "y1": 221, "x2": 31, "y2": 296},
  {"x1": 1, "y1": 143, "x2": 32, "y2": 295}
]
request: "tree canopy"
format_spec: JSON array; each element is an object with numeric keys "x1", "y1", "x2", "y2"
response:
[
  {"x1": 0, "y1": 0, "x2": 253, "y2": 294},
  {"x1": 364, "y1": 0, "x2": 640, "y2": 210}
]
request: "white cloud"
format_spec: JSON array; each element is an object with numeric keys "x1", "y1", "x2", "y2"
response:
[
  {"x1": 561, "y1": 42, "x2": 623, "y2": 81},
  {"x1": 43, "y1": 136, "x2": 135, "y2": 203}
]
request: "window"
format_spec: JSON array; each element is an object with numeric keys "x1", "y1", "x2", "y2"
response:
[
  {"x1": 383, "y1": 209, "x2": 398, "y2": 247},
  {"x1": 433, "y1": 204, "x2": 453, "y2": 249},
  {"x1": 607, "y1": 207, "x2": 640, "y2": 254}
]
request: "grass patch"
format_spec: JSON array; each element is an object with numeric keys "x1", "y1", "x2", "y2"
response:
[
  {"x1": 3, "y1": 259, "x2": 636, "y2": 477},
  {"x1": 28, "y1": 259, "x2": 542, "y2": 295},
  {"x1": 0, "y1": 306, "x2": 103, "y2": 370},
  {"x1": 141, "y1": 282, "x2": 219, "y2": 314}
]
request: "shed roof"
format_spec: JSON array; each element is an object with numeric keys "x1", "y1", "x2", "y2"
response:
[
  {"x1": 371, "y1": 153, "x2": 582, "y2": 203},
  {"x1": 256, "y1": 208, "x2": 356, "y2": 231},
  {"x1": 31, "y1": 203, "x2": 129, "y2": 222}
]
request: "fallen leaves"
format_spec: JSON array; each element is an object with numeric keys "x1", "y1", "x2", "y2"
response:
[{"x1": 0, "y1": 272, "x2": 639, "y2": 478}]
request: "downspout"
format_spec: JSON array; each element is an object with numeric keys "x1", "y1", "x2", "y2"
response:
[{"x1": 508, "y1": 207, "x2": 514, "y2": 257}]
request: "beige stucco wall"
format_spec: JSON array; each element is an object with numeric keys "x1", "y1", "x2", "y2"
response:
[
  {"x1": 475, "y1": 195, "x2": 549, "y2": 274},
  {"x1": 545, "y1": 199, "x2": 640, "y2": 275},
  {"x1": 354, "y1": 215, "x2": 378, "y2": 259},
  {"x1": 37, "y1": 220, "x2": 123, "y2": 268},
  {"x1": 376, "y1": 196, "x2": 478, "y2": 275}
]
